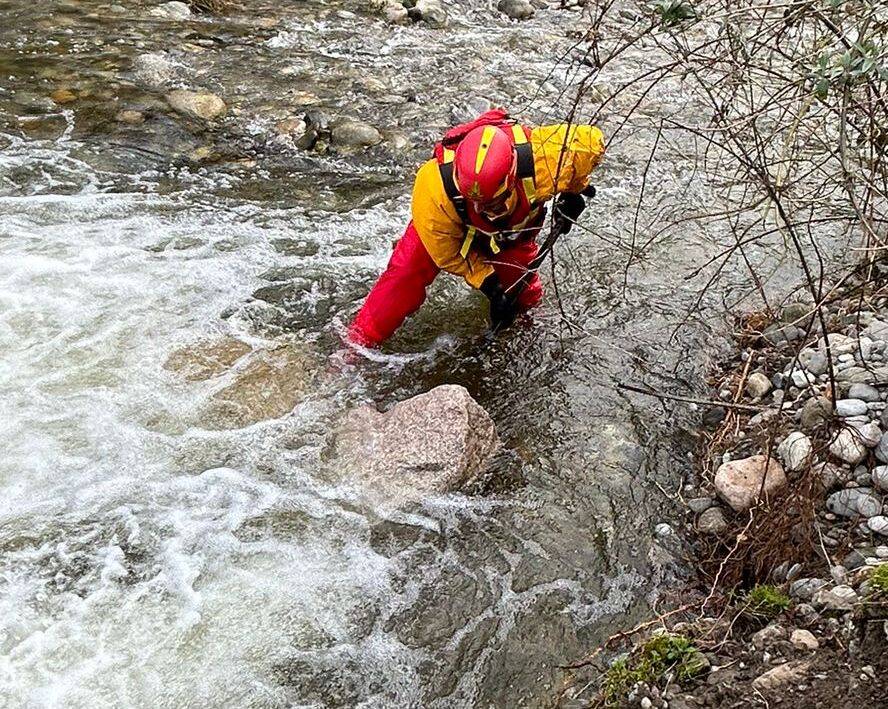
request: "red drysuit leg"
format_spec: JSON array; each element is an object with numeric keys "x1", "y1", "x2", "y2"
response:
[
  {"x1": 491, "y1": 238, "x2": 544, "y2": 310},
  {"x1": 348, "y1": 221, "x2": 440, "y2": 347}
]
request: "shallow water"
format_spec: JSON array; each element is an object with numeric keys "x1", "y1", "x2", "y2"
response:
[{"x1": 0, "y1": 1, "x2": 792, "y2": 706}]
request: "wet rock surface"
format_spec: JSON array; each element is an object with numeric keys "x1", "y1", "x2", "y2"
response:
[
  {"x1": 332, "y1": 385, "x2": 500, "y2": 502},
  {"x1": 714, "y1": 455, "x2": 787, "y2": 512}
]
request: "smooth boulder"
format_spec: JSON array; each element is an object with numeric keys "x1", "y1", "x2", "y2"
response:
[
  {"x1": 166, "y1": 89, "x2": 227, "y2": 121},
  {"x1": 333, "y1": 385, "x2": 500, "y2": 502},
  {"x1": 331, "y1": 118, "x2": 383, "y2": 147},
  {"x1": 149, "y1": 1, "x2": 192, "y2": 19},
  {"x1": 776, "y1": 431, "x2": 812, "y2": 472},
  {"x1": 714, "y1": 455, "x2": 787, "y2": 512}
]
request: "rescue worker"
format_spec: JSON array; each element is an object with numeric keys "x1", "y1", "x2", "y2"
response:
[{"x1": 347, "y1": 109, "x2": 604, "y2": 348}]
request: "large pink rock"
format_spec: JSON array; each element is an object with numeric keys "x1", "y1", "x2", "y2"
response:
[
  {"x1": 334, "y1": 385, "x2": 500, "y2": 504},
  {"x1": 714, "y1": 455, "x2": 787, "y2": 512}
]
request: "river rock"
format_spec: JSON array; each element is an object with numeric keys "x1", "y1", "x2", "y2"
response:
[
  {"x1": 498, "y1": 0, "x2": 535, "y2": 19},
  {"x1": 800, "y1": 396, "x2": 833, "y2": 431},
  {"x1": 333, "y1": 385, "x2": 500, "y2": 501},
  {"x1": 836, "y1": 398, "x2": 868, "y2": 417},
  {"x1": 331, "y1": 118, "x2": 382, "y2": 147},
  {"x1": 829, "y1": 427, "x2": 868, "y2": 465},
  {"x1": 687, "y1": 496, "x2": 715, "y2": 513},
  {"x1": 790, "y1": 629, "x2": 819, "y2": 650},
  {"x1": 752, "y1": 660, "x2": 811, "y2": 691},
  {"x1": 863, "y1": 319, "x2": 888, "y2": 341},
  {"x1": 790, "y1": 577, "x2": 828, "y2": 600},
  {"x1": 150, "y1": 1, "x2": 192, "y2": 19},
  {"x1": 826, "y1": 488, "x2": 883, "y2": 518},
  {"x1": 852, "y1": 421, "x2": 882, "y2": 447},
  {"x1": 811, "y1": 585, "x2": 858, "y2": 611},
  {"x1": 876, "y1": 432, "x2": 888, "y2": 462},
  {"x1": 849, "y1": 383, "x2": 881, "y2": 402},
  {"x1": 751, "y1": 623, "x2": 785, "y2": 647},
  {"x1": 697, "y1": 507, "x2": 727, "y2": 534},
  {"x1": 378, "y1": 0, "x2": 409, "y2": 23},
  {"x1": 412, "y1": 0, "x2": 447, "y2": 27},
  {"x1": 764, "y1": 323, "x2": 803, "y2": 345},
  {"x1": 166, "y1": 89, "x2": 226, "y2": 120},
  {"x1": 115, "y1": 109, "x2": 145, "y2": 125},
  {"x1": 836, "y1": 366, "x2": 876, "y2": 384},
  {"x1": 132, "y1": 52, "x2": 178, "y2": 88},
  {"x1": 714, "y1": 455, "x2": 787, "y2": 512},
  {"x1": 813, "y1": 461, "x2": 848, "y2": 490},
  {"x1": 799, "y1": 348, "x2": 828, "y2": 376},
  {"x1": 745, "y1": 372, "x2": 772, "y2": 399},
  {"x1": 777, "y1": 432, "x2": 813, "y2": 472},
  {"x1": 165, "y1": 336, "x2": 252, "y2": 381},
  {"x1": 790, "y1": 369, "x2": 816, "y2": 388},
  {"x1": 867, "y1": 516, "x2": 888, "y2": 534},
  {"x1": 873, "y1": 466, "x2": 888, "y2": 491},
  {"x1": 201, "y1": 345, "x2": 316, "y2": 429}
]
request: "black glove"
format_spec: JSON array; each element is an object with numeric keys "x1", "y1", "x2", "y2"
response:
[
  {"x1": 553, "y1": 191, "x2": 587, "y2": 234},
  {"x1": 480, "y1": 273, "x2": 516, "y2": 331}
]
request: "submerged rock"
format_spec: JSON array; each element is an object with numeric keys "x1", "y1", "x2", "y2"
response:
[
  {"x1": 201, "y1": 345, "x2": 316, "y2": 429},
  {"x1": 331, "y1": 118, "x2": 382, "y2": 147},
  {"x1": 166, "y1": 89, "x2": 227, "y2": 121},
  {"x1": 132, "y1": 52, "x2": 178, "y2": 88},
  {"x1": 333, "y1": 385, "x2": 500, "y2": 503},
  {"x1": 164, "y1": 336, "x2": 252, "y2": 381},
  {"x1": 714, "y1": 455, "x2": 787, "y2": 512}
]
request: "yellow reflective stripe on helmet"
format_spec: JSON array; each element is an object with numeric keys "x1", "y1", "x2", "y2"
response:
[
  {"x1": 474, "y1": 126, "x2": 498, "y2": 174},
  {"x1": 443, "y1": 148, "x2": 455, "y2": 163},
  {"x1": 510, "y1": 126, "x2": 534, "y2": 200},
  {"x1": 460, "y1": 227, "x2": 476, "y2": 259},
  {"x1": 489, "y1": 235, "x2": 500, "y2": 254}
]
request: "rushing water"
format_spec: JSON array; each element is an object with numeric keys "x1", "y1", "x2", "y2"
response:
[{"x1": 0, "y1": 1, "x2": 767, "y2": 706}]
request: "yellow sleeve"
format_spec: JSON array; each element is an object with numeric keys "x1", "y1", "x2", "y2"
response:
[
  {"x1": 530, "y1": 124, "x2": 605, "y2": 201},
  {"x1": 411, "y1": 159, "x2": 494, "y2": 289}
]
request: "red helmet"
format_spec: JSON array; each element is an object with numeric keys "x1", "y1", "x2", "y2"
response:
[{"x1": 453, "y1": 125, "x2": 516, "y2": 205}]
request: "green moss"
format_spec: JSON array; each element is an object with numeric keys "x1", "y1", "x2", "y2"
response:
[
  {"x1": 871, "y1": 564, "x2": 888, "y2": 594},
  {"x1": 601, "y1": 634, "x2": 708, "y2": 706},
  {"x1": 743, "y1": 584, "x2": 792, "y2": 619}
]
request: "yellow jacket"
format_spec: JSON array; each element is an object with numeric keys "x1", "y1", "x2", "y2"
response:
[{"x1": 411, "y1": 124, "x2": 605, "y2": 288}]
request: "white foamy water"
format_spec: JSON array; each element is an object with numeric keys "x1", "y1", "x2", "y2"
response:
[{"x1": 0, "y1": 137, "x2": 426, "y2": 707}]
